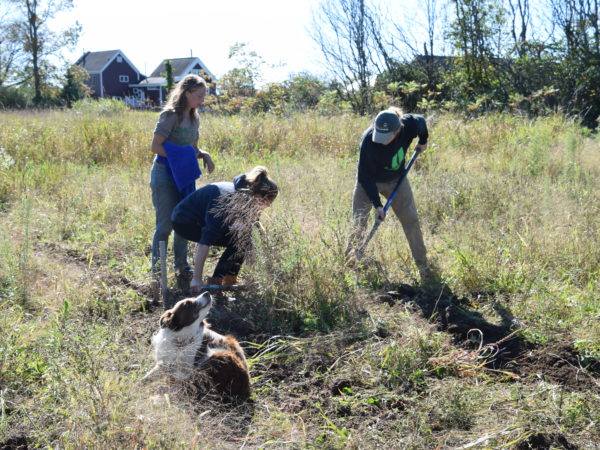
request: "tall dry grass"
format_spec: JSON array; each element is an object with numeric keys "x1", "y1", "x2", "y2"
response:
[{"x1": 0, "y1": 105, "x2": 598, "y2": 447}]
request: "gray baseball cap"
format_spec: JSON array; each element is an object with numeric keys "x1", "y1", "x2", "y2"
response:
[{"x1": 372, "y1": 111, "x2": 401, "y2": 144}]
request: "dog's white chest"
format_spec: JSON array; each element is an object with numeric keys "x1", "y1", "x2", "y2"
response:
[{"x1": 152, "y1": 327, "x2": 204, "y2": 380}]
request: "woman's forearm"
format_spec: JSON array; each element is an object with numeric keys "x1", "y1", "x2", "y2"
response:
[
  {"x1": 151, "y1": 134, "x2": 167, "y2": 157},
  {"x1": 192, "y1": 244, "x2": 210, "y2": 284}
]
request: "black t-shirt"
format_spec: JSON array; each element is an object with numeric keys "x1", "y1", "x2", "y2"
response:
[
  {"x1": 171, "y1": 174, "x2": 248, "y2": 246},
  {"x1": 356, "y1": 114, "x2": 428, "y2": 207}
]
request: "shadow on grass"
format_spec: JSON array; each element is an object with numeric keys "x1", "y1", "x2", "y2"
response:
[
  {"x1": 379, "y1": 282, "x2": 600, "y2": 393},
  {"x1": 379, "y1": 283, "x2": 525, "y2": 364}
]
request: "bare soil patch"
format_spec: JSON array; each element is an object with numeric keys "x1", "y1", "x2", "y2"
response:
[
  {"x1": 132, "y1": 278, "x2": 600, "y2": 397},
  {"x1": 118, "y1": 280, "x2": 598, "y2": 447},
  {"x1": 0, "y1": 434, "x2": 28, "y2": 450},
  {"x1": 513, "y1": 432, "x2": 579, "y2": 450},
  {"x1": 516, "y1": 342, "x2": 600, "y2": 392},
  {"x1": 379, "y1": 284, "x2": 600, "y2": 393}
]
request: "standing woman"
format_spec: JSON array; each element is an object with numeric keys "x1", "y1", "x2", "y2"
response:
[
  {"x1": 150, "y1": 74, "x2": 215, "y2": 282},
  {"x1": 171, "y1": 166, "x2": 278, "y2": 293}
]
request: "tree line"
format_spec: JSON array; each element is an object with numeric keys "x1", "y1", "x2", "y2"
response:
[
  {"x1": 310, "y1": 0, "x2": 600, "y2": 127},
  {"x1": 1, "y1": 0, "x2": 599, "y2": 128}
]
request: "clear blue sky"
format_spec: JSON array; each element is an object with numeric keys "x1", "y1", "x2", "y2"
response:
[{"x1": 60, "y1": 0, "x2": 326, "y2": 84}]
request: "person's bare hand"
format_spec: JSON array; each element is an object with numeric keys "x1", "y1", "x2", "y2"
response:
[{"x1": 201, "y1": 151, "x2": 215, "y2": 173}]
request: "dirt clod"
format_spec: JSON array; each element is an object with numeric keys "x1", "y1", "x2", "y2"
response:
[
  {"x1": 0, "y1": 434, "x2": 28, "y2": 450},
  {"x1": 514, "y1": 432, "x2": 578, "y2": 450},
  {"x1": 516, "y1": 343, "x2": 600, "y2": 392}
]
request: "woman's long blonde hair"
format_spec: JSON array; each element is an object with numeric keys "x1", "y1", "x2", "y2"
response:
[{"x1": 163, "y1": 74, "x2": 207, "y2": 124}]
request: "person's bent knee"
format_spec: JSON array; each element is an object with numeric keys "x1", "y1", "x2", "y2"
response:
[
  {"x1": 172, "y1": 221, "x2": 201, "y2": 242},
  {"x1": 153, "y1": 229, "x2": 172, "y2": 242},
  {"x1": 351, "y1": 211, "x2": 370, "y2": 228}
]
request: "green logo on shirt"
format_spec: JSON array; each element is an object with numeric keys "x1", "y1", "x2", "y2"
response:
[{"x1": 385, "y1": 147, "x2": 405, "y2": 170}]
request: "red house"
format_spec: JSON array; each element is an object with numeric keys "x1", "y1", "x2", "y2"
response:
[
  {"x1": 75, "y1": 50, "x2": 144, "y2": 104},
  {"x1": 75, "y1": 51, "x2": 216, "y2": 107}
]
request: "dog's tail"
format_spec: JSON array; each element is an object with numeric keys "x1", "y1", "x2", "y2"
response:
[{"x1": 204, "y1": 329, "x2": 249, "y2": 370}]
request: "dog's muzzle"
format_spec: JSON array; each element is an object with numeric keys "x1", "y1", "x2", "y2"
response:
[{"x1": 194, "y1": 291, "x2": 212, "y2": 309}]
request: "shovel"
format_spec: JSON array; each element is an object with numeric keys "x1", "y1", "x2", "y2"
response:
[
  {"x1": 201, "y1": 284, "x2": 247, "y2": 292},
  {"x1": 354, "y1": 147, "x2": 422, "y2": 260}
]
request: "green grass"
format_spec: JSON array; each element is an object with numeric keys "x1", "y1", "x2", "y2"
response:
[{"x1": 0, "y1": 107, "x2": 598, "y2": 447}]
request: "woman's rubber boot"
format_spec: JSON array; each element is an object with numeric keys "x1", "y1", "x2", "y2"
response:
[
  {"x1": 206, "y1": 276, "x2": 223, "y2": 286},
  {"x1": 222, "y1": 275, "x2": 238, "y2": 286}
]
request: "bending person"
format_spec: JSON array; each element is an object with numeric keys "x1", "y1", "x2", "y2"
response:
[
  {"x1": 347, "y1": 107, "x2": 434, "y2": 283},
  {"x1": 171, "y1": 166, "x2": 278, "y2": 293}
]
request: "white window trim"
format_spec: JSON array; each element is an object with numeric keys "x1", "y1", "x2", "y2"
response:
[{"x1": 119, "y1": 75, "x2": 129, "y2": 83}]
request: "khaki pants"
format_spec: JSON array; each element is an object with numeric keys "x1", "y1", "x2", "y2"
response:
[{"x1": 348, "y1": 179, "x2": 428, "y2": 269}]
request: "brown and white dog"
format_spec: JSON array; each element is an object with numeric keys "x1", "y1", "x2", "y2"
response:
[{"x1": 142, "y1": 292, "x2": 251, "y2": 399}]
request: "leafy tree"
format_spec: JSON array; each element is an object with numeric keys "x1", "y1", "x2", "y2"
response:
[
  {"x1": 284, "y1": 73, "x2": 327, "y2": 110},
  {"x1": 214, "y1": 43, "x2": 267, "y2": 113},
  {"x1": 447, "y1": 0, "x2": 507, "y2": 101},
  {"x1": 60, "y1": 64, "x2": 90, "y2": 108},
  {"x1": 251, "y1": 82, "x2": 288, "y2": 114},
  {"x1": 163, "y1": 59, "x2": 174, "y2": 92},
  {"x1": 501, "y1": 0, "x2": 549, "y2": 102},
  {"x1": 316, "y1": 86, "x2": 353, "y2": 114},
  {"x1": 219, "y1": 42, "x2": 265, "y2": 98},
  {"x1": 8, "y1": 0, "x2": 80, "y2": 105},
  {"x1": 0, "y1": 85, "x2": 29, "y2": 107},
  {"x1": 550, "y1": 0, "x2": 600, "y2": 127},
  {"x1": 219, "y1": 66, "x2": 255, "y2": 98}
]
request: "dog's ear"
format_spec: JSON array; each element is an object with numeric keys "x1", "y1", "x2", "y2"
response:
[{"x1": 159, "y1": 311, "x2": 175, "y2": 329}]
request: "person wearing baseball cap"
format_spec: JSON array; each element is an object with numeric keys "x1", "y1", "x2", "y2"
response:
[{"x1": 347, "y1": 107, "x2": 434, "y2": 284}]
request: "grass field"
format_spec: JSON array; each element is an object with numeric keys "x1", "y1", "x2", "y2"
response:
[{"x1": 0, "y1": 105, "x2": 599, "y2": 448}]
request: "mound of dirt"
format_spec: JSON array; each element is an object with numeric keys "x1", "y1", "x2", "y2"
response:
[
  {"x1": 0, "y1": 434, "x2": 28, "y2": 450},
  {"x1": 381, "y1": 286, "x2": 526, "y2": 364},
  {"x1": 381, "y1": 285, "x2": 600, "y2": 393},
  {"x1": 136, "y1": 280, "x2": 600, "y2": 395},
  {"x1": 516, "y1": 342, "x2": 600, "y2": 392},
  {"x1": 514, "y1": 432, "x2": 578, "y2": 450},
  {"x1": 205, "y1": 303, "x2": 257, "y2": 338}
]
